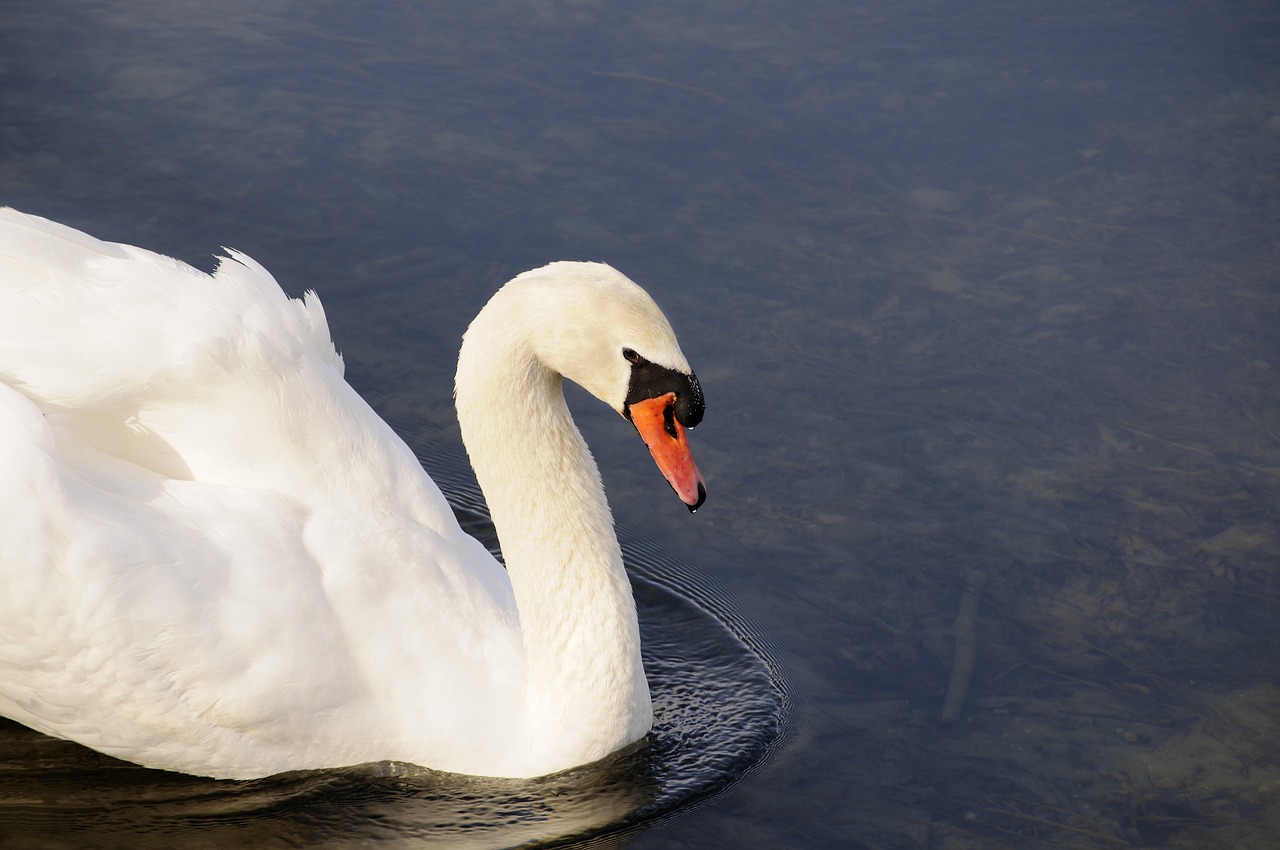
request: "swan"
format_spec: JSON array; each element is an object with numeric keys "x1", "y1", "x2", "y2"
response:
[{"x1": 0, "y1": 207, "x2": 706, "y2": 780}]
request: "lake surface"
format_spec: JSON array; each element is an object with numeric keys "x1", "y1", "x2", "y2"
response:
[{"x1": 3, "y1": 0, "x2": 1278, "y2": 847}]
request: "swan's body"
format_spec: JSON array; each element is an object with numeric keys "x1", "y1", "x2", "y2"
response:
[{"x1": 0, "y1": 208, "x2": 705, "y2": 780}]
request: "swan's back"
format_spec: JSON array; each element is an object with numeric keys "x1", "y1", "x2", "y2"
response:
[
  {"x1": 0, "y1": 209, "x2": 521, "y2": 778},
  {"x1": 1, "y1": 210, "x2": 334, "y2": 401},
  {"x1": 1, "y1": 210, "x2": 341, "y2": 487},
  {"x1": 0, "y1": 208, "x2": 451, "y2": 511}
]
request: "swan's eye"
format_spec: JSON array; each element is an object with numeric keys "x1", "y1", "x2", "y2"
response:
[{"x1": 622, "y1": 348, "x2": 640, "y2": 364}]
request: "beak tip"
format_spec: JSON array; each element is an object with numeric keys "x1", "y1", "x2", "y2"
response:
[{"x1": 686, "y1": 481, "x2": 707, "y2": 513}]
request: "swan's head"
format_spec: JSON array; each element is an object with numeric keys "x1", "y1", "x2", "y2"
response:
[{"x1": 477, "y1": 261, "x2": 707, "y2": 511}]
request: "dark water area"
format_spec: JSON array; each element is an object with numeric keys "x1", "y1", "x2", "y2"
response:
[{"x1": 3, "y1": 0, "x2": 1279, "y2": 847}]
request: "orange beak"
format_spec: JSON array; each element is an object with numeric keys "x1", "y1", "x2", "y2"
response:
[{"x1": 627, "y1": 392, "x2": 706, "y2": 511}]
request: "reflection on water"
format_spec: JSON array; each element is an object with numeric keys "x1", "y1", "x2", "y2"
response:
[
  {"x1": 0, "y1": 740, "x2": 651, "y2": 849},
  {"x1": 2, "y1": 0, "x2": 1279, "y2": 846}
]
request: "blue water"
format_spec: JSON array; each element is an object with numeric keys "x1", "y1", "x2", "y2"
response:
[{"x1": 3, "y1": 0, "x2": 1278, "y2": 847}]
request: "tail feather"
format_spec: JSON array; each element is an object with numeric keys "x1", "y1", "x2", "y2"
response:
[{"x1": 0, "y1": 208, "x2": 341, "y2": 410}]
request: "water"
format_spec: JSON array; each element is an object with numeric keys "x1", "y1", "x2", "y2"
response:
[{"x1": 2, "y1": 0, "x2": 1278, "y2": 847}]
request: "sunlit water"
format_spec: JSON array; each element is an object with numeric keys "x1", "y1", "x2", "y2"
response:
[{"x1": 3, "y1": 0, "x2": 1279, "y2": 847}]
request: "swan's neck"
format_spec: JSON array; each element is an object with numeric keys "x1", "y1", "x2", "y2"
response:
[{"x1": 455, "y1": 306, "x2": 650, "y2": 764}]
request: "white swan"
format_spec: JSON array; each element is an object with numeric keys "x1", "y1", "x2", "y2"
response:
[{"x1": 0, "y1": 207, "x2": 706, "y2": 780}]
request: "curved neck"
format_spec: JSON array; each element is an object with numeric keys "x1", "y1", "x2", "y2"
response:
[{"x1": 455, "y1": 298, "x2": 650, "y2": 767}]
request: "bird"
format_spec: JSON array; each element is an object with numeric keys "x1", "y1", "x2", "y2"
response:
[{"x1": 0, "y1": 207, "x2": 706, "y2": 780}]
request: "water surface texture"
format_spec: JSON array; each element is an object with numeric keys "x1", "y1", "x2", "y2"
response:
[{"x1": 2, "y1": 0, "x2": 1278, "y2": 847}]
